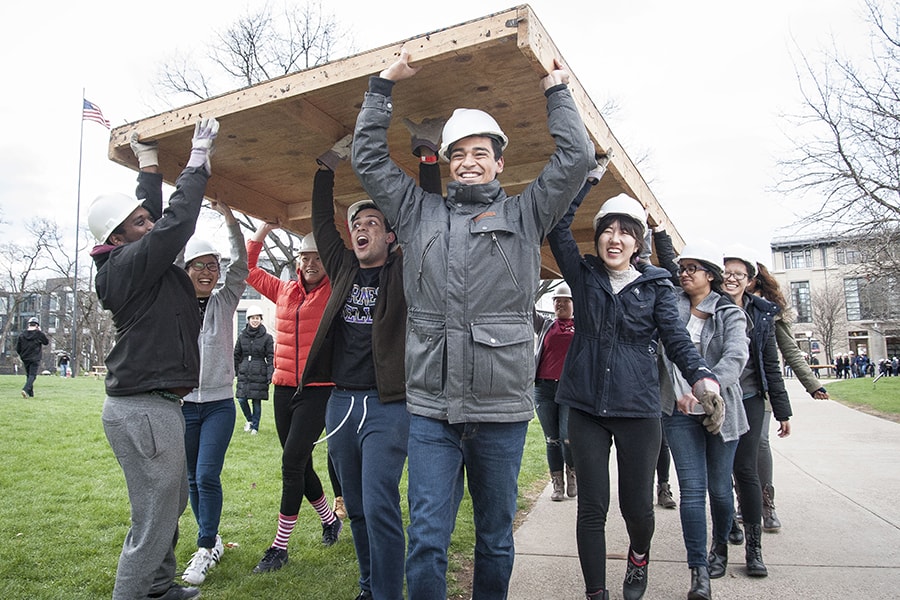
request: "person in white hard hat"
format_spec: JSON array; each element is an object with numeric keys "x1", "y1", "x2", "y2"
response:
[
  {"x1": 546, "y1": 191, "x2": 721, "y2": 600},
  {"x1": 351, "y1": 47, "x2": 594, "y2": 600},
  {"x1": 720, "y1": 247, "x2": 792, "y2": 579},
  {"x1": 234, "y1": 305, "x2": 274, "y2": 435},
  {"x1": 244, "y1": 220, "x2": 343, "y2": 573},
  {"x1": 656, "y1": 240, "x2": 749, "y2": 600},
  {"x1": 532, "y1": 283, "x2": 577, "y2": 502},
  {"x1": 178, "y1": 199, "x2": 248, "y2": 586},
  {"x1": 304, "y1": 131, "x2": 442, "y2": 600},
  {"x1": 15, "y1": 316, "x2": 49, "y2": 398},
  {"x1": 89, "y1": 118, "x2": 218, "y2": 600}
]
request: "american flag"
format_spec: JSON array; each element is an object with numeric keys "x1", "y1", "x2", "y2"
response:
[{"x1": 83, "y1": 99, "x2": 110, "y2": 129}]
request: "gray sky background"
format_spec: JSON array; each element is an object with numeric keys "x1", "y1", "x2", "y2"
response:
[{"x1": 0, "y1": 0, "x2": 871, "y2": 266}]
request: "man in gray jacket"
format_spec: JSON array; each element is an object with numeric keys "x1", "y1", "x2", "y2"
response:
[{"x1": 352, "y1": 47, "x2": 594, "y2": 600}]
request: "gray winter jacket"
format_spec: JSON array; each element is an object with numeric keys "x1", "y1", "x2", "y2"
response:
[
  {"x1": 352, "y1": 77, "x2": 594, "y2": 423},
  {"x1": 183, "y1": 221, "x2": 248, "y2": 403},
  {"x1": 659, "y1": 290, "x2": 750, "y2": 442}
]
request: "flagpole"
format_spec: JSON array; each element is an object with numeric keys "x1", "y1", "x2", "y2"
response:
[{"x1": 71, "y1": 89, "x2": 85, "y2": 377}]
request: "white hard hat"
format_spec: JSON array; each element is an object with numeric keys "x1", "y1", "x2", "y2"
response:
[
  {"x1": 298, "y1": 234, "x2": 318, "y2": 254},
  {"x1": 347, "y1": 199, "x2": 379, "y2": 226},
  {"x1": 88, "y1": 193, "x2": 142, "y2": 243},
  {"x1": 723, "y1": 243, "x2": 759, "y2": 278},
  {"x1": 439, "y1": 108, "x2": 508, "y2": 161},
  {"x1": 551, "y1": 284, "x2": 572, "y2": 299},
  {"x1": 677, "y1": 240, "x2": 724, "y2": 274},
  {"x1": 592, "y1": 194, "x2": 647, "y2": 236},
  {"x1": 245, "y1": 305, "x2": 264, "y2": 318},
  {"x1": 183, "y1": 238, "x2": 221, "y2": 265}
]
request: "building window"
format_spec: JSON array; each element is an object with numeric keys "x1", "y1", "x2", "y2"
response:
[
  {"x1": 242, "y1": 288, "x2": 262, "y2": 300},
  {"x1": 783, "y1": 248, "x2": 812, "y2": 269},
  {"x1": 791, "y1": 281, "x2": 812, "y2": 323},
  {"x1": 844, "y1": 278, "x2": 862, "y2": 321},
  {"x1": 836, "y1": 247, "x2": 861, "y2": 265}
]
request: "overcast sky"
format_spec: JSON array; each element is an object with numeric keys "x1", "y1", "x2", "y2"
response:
[{"x1": 0, "y1": 0, "x2": 872, "y2": 267}]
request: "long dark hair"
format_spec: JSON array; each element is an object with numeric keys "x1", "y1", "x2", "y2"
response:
[{"x1": 749, "y1": 263, "x2": 788, "y2": 311}]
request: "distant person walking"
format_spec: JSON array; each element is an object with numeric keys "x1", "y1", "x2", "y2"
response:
[
  {"x1": 16, "y1": 317, "x2": 49, "y2": 398},
  {"x1": 234, "y1": 305, "x2": 274, "y2": 434},
  {"x1": 58, "y1": 352, "x2": 71, "y2": 378}
]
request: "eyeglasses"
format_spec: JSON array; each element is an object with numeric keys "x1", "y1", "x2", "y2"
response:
[
  {"x1": 723, "y1": 271, "x2": 748, "y2": 281},
  {"x1": 678, "y1": 264, "x2": 709, "y2": 276},
  {"x1": 188, "y1": 260, "x2": 220, "y2": 272}
]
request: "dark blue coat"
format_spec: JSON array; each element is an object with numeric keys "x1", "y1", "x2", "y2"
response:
[
  {"x1": 547, "y1": 185, "x2": 715, "y2": 418},
  {"x1": 741, "y1": 294, "x2": 792, "y2": 421}
]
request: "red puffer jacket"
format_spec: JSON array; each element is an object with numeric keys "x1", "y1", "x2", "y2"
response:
[{"x1": 246, "y1": 239, "x2": 331, "y2": 387}]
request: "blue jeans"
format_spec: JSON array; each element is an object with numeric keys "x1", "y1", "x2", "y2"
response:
[
  {"x1": 326, "y1": 389, "x2": 409, "y2": 600},
  {"x1": 663, "y1": 411, "x2": 738, "y2": 567},
  {"x1": 534, "y1": 380, "x2": 573, "y2": 472},
  {"x1": 182, "y1": 398, "x2": 236, "y2": 548},
  {"x1": 237, "y1": 397, "x2": 261, "y2": 431},
  {"x1": 406, "y1": 416, "x2": 528, "y2": 600}
]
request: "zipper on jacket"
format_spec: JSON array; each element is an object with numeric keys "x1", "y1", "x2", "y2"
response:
[
  {"x1": 417, "y1": 232, "x2": 440, "y2": 292},
  {"x1": 491, "y1": 232, "x2": 520, "y2": 290}
]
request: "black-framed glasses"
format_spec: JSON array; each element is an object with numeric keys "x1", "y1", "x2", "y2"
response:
[
  {"x1": 189, "y1": 260, "x2": 220, "y2": 272},
  {"x1": 678, "y1": 264, "x2": 709, "y2": 276},
  {"x1": 723, "y1": 271, "x2": 748, "y2": 281}
]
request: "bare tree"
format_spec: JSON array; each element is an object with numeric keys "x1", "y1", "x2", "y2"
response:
[
  {"x1": 779, "y1": 0, "x2": 900, "y2": 248},
  {"x1": 156, "y1": 1, "x2": 353, "y2": 105},
  {"x1": 812, "y1": 280, "x2": 848, "y2": 363}
]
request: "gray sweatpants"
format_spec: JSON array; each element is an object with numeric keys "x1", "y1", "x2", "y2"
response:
[{"x1": 102, "y1": 393, "x2": 189, "y2": 599}]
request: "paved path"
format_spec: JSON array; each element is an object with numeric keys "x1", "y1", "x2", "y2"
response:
[{"x1": 509, "y1": 377, "x2": 900, "y2": 599}]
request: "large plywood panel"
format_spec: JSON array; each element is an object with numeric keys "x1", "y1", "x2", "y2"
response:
[{"x1": 108, "y1": 5, "x2": 683, "y2": 278}]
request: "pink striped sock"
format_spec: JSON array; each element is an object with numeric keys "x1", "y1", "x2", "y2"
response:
[
  {"x1": 310, "y1": 494, "x2": 336, "y2": 525},
  {"x1": 272, "y1": 513, "x2": 298, "y2": 550}
]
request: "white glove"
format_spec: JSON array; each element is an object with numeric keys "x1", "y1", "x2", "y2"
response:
[
  {"x1": 316, "y1": 133, "x2": 353, "y2": 171},
  {"x1": 587, "y1": 148, "x2": 612, "y2": 185},
  {"x1": 130, "y1": 132, "x2": 159, "y2": 169},
  {"x1": 187, "y1": 117, "x2": 220, "y2": 173}
]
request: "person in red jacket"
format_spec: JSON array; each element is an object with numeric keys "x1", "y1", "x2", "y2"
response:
[{"x1": 245, "y1": 222, "x2": 343, "y2": 573}]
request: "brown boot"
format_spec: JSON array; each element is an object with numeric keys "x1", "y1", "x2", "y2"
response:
[
  {"x1": 551, "y1": 471, "x2": 565, "y2": 502},
  {"x1": 566, "y1": 465, "x2": 577, "y2": 497},
  {"x1": 332, "y1": 496, "x2": 347, "y2": 520},
  {"x1": 657, "y1": 482, "x2": 676, "y2": 509},
  {"x1": 762, "y1": 484, "x2": 781, "y2": 532}
]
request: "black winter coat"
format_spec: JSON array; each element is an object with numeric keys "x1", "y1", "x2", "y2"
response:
[{"x1": 234, "y1": 323, "x2": 274, "y2": 400}]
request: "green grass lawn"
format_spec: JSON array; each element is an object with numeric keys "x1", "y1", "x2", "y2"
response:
[
  {"x1": 824, "y1": 375, "x2": 900, "y2": 419},
  {"x1": 0, "y1": 375, "x2": 547, "y2": 599}
]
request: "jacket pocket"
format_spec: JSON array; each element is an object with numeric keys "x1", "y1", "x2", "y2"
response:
[
  {"x1": 407, "y1": 317, "x2": 446, "y2": 397},
  {"x1": 471, "y1": 322, "x2": 532, "y2": 401}
]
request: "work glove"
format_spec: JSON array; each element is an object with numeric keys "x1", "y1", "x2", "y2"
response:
[
  {"x1": 130, "y1": 132, "x2": 159, "y2": 169},
  {"x1": 693, "y1": 378, "x2": 724, "y2": 435},
  {"x1": 402, "y1": 117, "x2": 446, "y2": 157},
  {"x1": 587, "y1": 148, "x2": 612, "y2": 185},
  {"x1": 316, "y1": 133, "x2": 352, "y2": 171},
  {"x1": 187, "y1": 117, "x2": 220, "y2": 174}
]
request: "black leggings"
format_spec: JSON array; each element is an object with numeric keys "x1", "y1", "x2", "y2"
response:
[
  {"x1": 568, "y1": 408, "x2": 661, "y2": 592},
  {"x1": 272, "y1": 385, "x2": 332, "y2": 516},
  {"x1": 733, "y1": 394, "x2": 765, "y2": 527}
]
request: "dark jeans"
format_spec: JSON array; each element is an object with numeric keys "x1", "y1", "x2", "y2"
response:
[
  {"x1": 237, "y1": 397, "x2": 262, "y2": 431},
  {"x1": 327, "y1": 389, "x2": 409, "y2": 600},
  {"x1": 664, "y1": 412, "x2": 738, "y2": 567},
  {"x1": 22, "y1": 361, "x2": 39, "y2": 396},
  {"x1": 273, "y1": 385, "x2": 330, "y2": 516},
  {"x1": 182, "y1": 398, "x2": 236, "y2": 548},
  {"x1": 733, "y1": 394, "x2": 765, "y2": 527},
  {"x1": 657, "y1": 426, "x2": 671, "y2": 485},
  {"x1": 568, "y1": 408, "x2": 661, "y2": 592},
  {"x1": 534, "y1": 380, "x2": 573, "y2": 472},
  {"x1": 758, "y1": 409, "x2": 773, "y2": 490}
]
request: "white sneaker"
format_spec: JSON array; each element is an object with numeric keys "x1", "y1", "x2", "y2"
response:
[
  {"x1": 244, "y1": 421, "x2": 253, "y2": 432},
  {"x1": 182, "y1": 547, "x2": 214, "y2": 585},
  {"x1": 211, "y1": 535, "x2": 224, "y2": 564},
  {"x1": 250, "y1": 429, "x2": 258, "y2": 436}
]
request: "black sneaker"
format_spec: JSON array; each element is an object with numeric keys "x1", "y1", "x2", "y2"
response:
[
  {"x1": 622, "y1": 549, "x2": 648, "y2": 600},
  {"x1": 322, "y1": 518, "x2": 343, "y2": 546},
  {"x1": 252, "y1": 546, "x2": 288, "y2": 573},
  {"x1": 354, "y1": 591, "x2": 372, "y2": 600},
  {"x1": 149, "y1": 583, "x2": 200, "y2": 599}
]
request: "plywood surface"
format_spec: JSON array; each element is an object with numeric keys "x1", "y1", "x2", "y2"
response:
[{"x1": 108, "y1": 4, "x2": 683, "y2": 278}]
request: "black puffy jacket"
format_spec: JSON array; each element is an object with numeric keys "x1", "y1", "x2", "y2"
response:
[{"x1": 234, "y1": 323, "x2": 274, "y2": 400}]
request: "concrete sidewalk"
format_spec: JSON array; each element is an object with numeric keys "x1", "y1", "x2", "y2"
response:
[{"x1": 508, "y1": 377, "x2": 900, "y2": 599}]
